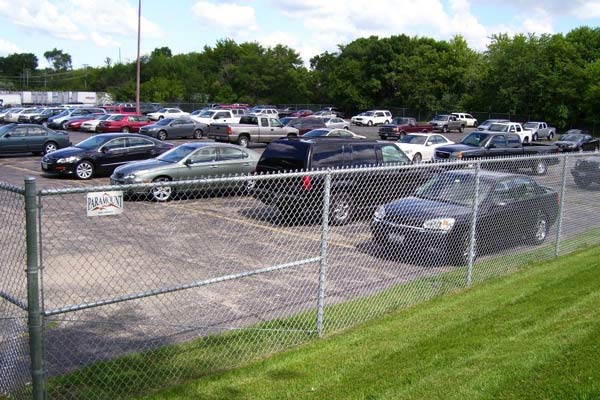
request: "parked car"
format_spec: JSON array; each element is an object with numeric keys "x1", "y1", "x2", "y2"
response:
[
  {"x1": 80, "y1": 114, "x2": 112, "y2": 133},
  {"x1": 3, "y1": 108, "x2": 28, "y2": 123},
  {"x1": 190, "y1": 109, "x2": 241, "y2": 126},
  {"x1": 251, "y1": 108, "x2": 279, "y2": 119},
  {"x1": 351, "y1": 110, "x2": 392, "y2": 126},
  {"x1": 287, "y1": 117, "x2": 327, "y2": 135},
  {"x1": 522, "y1": 122, "x2": 556, "y2": 141},
  {"x1": 320, "y1": 117, "x2": 350, "y2": 129},
  {"x1": 41, "y1": 133, "x2": 173, "y2": 179},
  {"x1": 433, "y1": 131, "x2": 560, "y2": 175},
  {"x1": 554, "y1": 130, "x2": 600, "y2": 152},
  {"x1": 571, "y1": 157, "x2": 600, "y2": 189},
  {"x1": 482, "y1": 122, "x2": 534, "y2": 143},
  {"x1": 451, "y1": 112, "x2": 478, "y2": 127},
  {"x1": 277, "y1": 107, "x2": 297, "y2": 118},
  {"x1": 139, "y1": 117, "x2": 208, "y2": 140},
  {"x1": 252, "y1": 138, "x2": 434, "y2": 225},
  {"x1": 102, "y1": 105, "x2": 138, "y2": 115},
  {"x1": 97, "y1": 114, "x2": 152, "y2": 133},
  {"x1": 47, "y1": 107, "x2": 107, "y2": 130},
  {"x1": 279, "y1": 117, "x2": 297, "y2": 126},
  {"x1": 371, "y1": 170, "x2": 560, "y2": 264},
  {"x1": 110, "y1": 142, "x2": 261, "y2": 201},
  {"x1": 208, "y1": 115, "x2": 299, "y2": 147},
  {"x1": 320, "y1": 106, "x2": 345, "y2": 118},
  {"x1": 290, "y1": 109, "x2": 314, "y2": 118},
  {"x1": 302, "y1": 128, "x2": 366, "y2": 139},
  {"x1": 428, "y1": 114, "x2": 465, "y2": 133},
  {"x1": 65, "y1": 113, "x2": 105, "y2": 131},
  {"x1": 0, "y1": 107, "x2": 23, "y2": 123},
  {"x1": 0, "y1": 123, "x2": 71, "y2": 155},
  {"x1": 313, "y1": 110, "x2": 337, "y2": 118},
  {"x1": 477, "y1": 119, "x2": 510, "y2": 131},
  {"x1": 147, "y1": 108, "x2": 189, "y2": 121},
  {"x1": 17, "y1": 108, "x2": 45, "y2": 123},
  {"x1": 379, "y1": 117, "x2": 433, "y2": 140},
  {"x1": 30, "y1": 108, "x2": 65, "y2": 125},
  {"x1": 393, "y1": 133, "x2": 454, "y2": 162}
]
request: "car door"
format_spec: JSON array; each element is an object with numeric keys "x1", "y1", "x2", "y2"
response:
[
  {"x1": 375, "y1": 143, "x2": 418, "y2": 202},
  {"x1": 97, "y1": 138, "x2": 130, "y2": 172},
  {"x1": 178, "y1": 119, "x2": 195, "y2": 138},
  {"x1": 180, "y1": 146, "x2": 218, "y2": 181},
  {"x1": 581, "y1": 135, "x2": 597, "y2": 151},
  {"x1": 0, "y1": 126, "x2": 29, "y2": 153},
  {"x1": 126, "y1": 137, "x2": 159, "y2": 161},
  {"x1": 26, "y1": 126, "x2": 48, "y2": 152},
  {"x1": 267, "y1": 118, "x2": 285, "y2": 140}
]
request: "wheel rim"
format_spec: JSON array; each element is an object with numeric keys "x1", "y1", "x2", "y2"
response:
[
  {"x1": 239, "y1": 137, "x2": 249, "y2": 147},
  {"x1": 413, "y1": 154, "x2": 421, "y2": 163},
  {"x1": 533, "y1": 134, "x2": 537, "y2": 141},
  {"x1": 45, "y1": 143, "x2": 57, "y2": 153},
  {"x1": 122, "y1": 127, "x2": 129, "y2": 133},
  {"x1": 536, "y1": 161, "x2": 547, "y2": 175},
  {"x1": 332, "y1": 195, "x2": 350, "y2": 224},
  {"x1": 76, "y1": 162, "x2": 93, "y2": 179},
  {"x1": 535, "y1": 218, "x2": 547, "y2": 242},
  {"x1": 62, "y1": 122, "x2": 67, "y2": 130},
  {"x1": 158, "y1": 131, "x2": 167, "y2": 140},
  {"x1": 152, "y1": 179, "x2": 172, "y2": 201},
  {"x1": 194, "y1": 129, "x2": 202, "y2": 139}
]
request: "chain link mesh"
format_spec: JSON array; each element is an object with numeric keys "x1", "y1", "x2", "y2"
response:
[
  {"x1": 1, "y1": 151, "x2": 600, "y2": 398},
  {"x1": 0, "y1": 183, "x2": 30, "y2": 399}
]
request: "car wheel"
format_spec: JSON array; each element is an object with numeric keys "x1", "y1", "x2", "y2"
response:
[
  {"x1": 399, "y1": 131, "x2": 406, "y2": 140},
  {"x1": 367, "y1": 120, "x2": 373, "y2": 127},
  {"x1": 452, "y1": 233, "x2": 476, "y2": 266},
  {"x1": 442, "y1": 125, "x2": 448, "y2": 133},
  {"x1": 473, "y1": 120, "x2": 478, "y2": 127},
  {"x1": 529, "y1": 213, "x2": 549, "y2": 245},
  {"x1": 122, "y1": 126, "x2": 130, "y2": 133},
  {"x1": 75, "y1": 160, "x2": 94, "y2": 180},
  {"x1": 533, "y1": 160, "x2": 547, "y2": 175},
  {"x1": 574, "y1": 176, "x2": 591, "y2": 189},
  {"x1": 384, "y1": 120, "x2": 390, "y2": 124},
  {"x1": 43, "y1": 141, "x2": 58, "y2": 155},
  {"x1": 157, "y1": 130, "x2": 168, "y2": 141},
  {"x1": 151, "y1": 177, "x2": 173, "y2": 202},
  {"x1": 330, "y1": 192, "x2": 353, "y2": 225},
  {"x1": 238, "y1": 135, "x2": 250, "y2": 148},
  {"x1": 61, "y1": 121, "x2": 68, "y2": 130},
  {"x1": 193, "y1": 129, "x2": 204, "y2": 139},
  {"x1": 343, "y1": 126, "x2": 349, "y2": 130},
  {"x1": 459, "y1": 125, "x2": 464, "y2": 133},
  {"x1": 523, "y1": 137, "x2": 529, "y2": 144},
  {"x1": 548, "y1": 132, "x2": 554, "y2": 141},
  {"x1": 158, "y1": 116, "x2": 164, "y2": 120},
  {"x1": 412, "y1": 153, "x2": 422, "y2": 163},
  {"x1": 532, "y1": 133, "x2": 538, "y2": 142}
]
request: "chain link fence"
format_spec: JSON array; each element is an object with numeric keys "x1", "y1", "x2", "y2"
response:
[{"x1": 1, "y1": 152, "x2": 600, "y2": 399}]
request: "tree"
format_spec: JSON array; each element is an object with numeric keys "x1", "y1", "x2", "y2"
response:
[{"x1": 44, "y1": 48, "x2": 72, "y2": 70}]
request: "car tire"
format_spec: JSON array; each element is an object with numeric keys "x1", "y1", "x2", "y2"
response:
[
  {"x1": 193, "y1": 129, "x2": 204, "y2": 139},
  {"x1": 237, "y1": 135, "x2": 250, "y2": 148},
  {"x1": 61, "y1": 121, "x2": 68, "y2": 130},
  {"x1": 523, "y1": 137, "x2": 529, "y2": 144},
  {"x1": 384, "y1": 120, "x2": 390, "y2": 125},
  {"x1": 532, "y1": 133, "x2": 538, "y2": 142},
  {"x1": 442, "y1": 125, "x2": 448, "y2": 133},
  {"x1": 158, "y1": 116, "x2": 164, "y2": 120},
  {"x1": 548, "y1": 132, "x2": 554, "y2": 141},
  {"x1": 574, "y1": 176, "x2": 591, "y2": 189},
  {"x1": 330, "y1": 192, "x2": 353, "y2": 225},
  {"x1": 157, "y1": 130, "x2": 168, "y2": 141},
  {"x1": 529, "y1": 212, "x2": 549, "y2": 245},
  {"x1": 533, "y1": 160, "x2": 547, "y2": 175},
  {"x1": 459, "y1": 125, "x2": 464, "y2": 133},
  {"x1": 412, "y1": 153, "x2": 422, "y2": 163},
  {"x1": 43, "y1": 141, "x2": 58, "y2": 155},
  {"x1": 451, "y1": 233, "x2": 476, "y2": 266},
  {"x1": 122, "y1": 126, "x2": 130, "y2": 133},
  {"x1": 343, "y1": 126, "x2": 349, "y2": 130},
  {"x1": 151, "y1": 177, "x2": 173, "y2": 202},
  {"x1": 367, "y1": 120, "x2": 373, "y2": 127},
  {"x1": 75, "y1": 160, "x2": 94, "y2": 180}
]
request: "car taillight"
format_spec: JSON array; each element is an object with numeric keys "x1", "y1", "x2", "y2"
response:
[
  {"x1": 227, "y1": 126, "x2": 233, "y2": 135},
  {"x1": 302, "y1": 176, "x2": 311, "y2": 191}
]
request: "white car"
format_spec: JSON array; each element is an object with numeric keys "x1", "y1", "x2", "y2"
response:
[
  {"x1": 80, "y1": 114, "x2": 112, "y2": 132},
  {"x1": 4, "y1": 107, "x2": 30, "y2": 123},
  {"x1": 0, "y1": 107, "x2": 23, "y2": 122},
  {"x1": 351, "y1": 110, "x2": 392, "y2": 126},
  {"x1": 147, "y1": 108, "x2": 189, "y2": 121},
  {"x1": 302, "y1": 128, "x2": 366, "y2": 139},
  {"x1": 191, "y1": 109, "x2": 241, "y2": 125},
  {"x1": 485, "y1": 122, "x2": 533, "y2": 143},
  {"x1": 321, "y1": 117, "x2": 350, "y2": 129},
  {"x1": 451, "y1": 112, "x2": 478, "y2": 127},
  {"x1": 393, "y1": 133, "x2": 454, "y2": 162},
  {"x1": 251, "y1": 108, "x2": 279, "y2": 119}
]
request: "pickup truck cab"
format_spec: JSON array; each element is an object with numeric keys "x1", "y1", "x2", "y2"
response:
[
  {"x1": 451, "y1": 112, "x2": 478, "y2": 127},
  {"x1": 428, "y1": 114, "x2": 465, "y2": 133},
  {"x1": 191, "y1": 109, "x2": 241, "y2": 126},
  {"x1": 433, "y1": 132, "x2": 560, "y2": 175},
  {"x1": 483, "y1": 122, "x2": 533, "y2": 143},
  {"x1": 379, "y1": 117, "x2": 433, "y2": 140},
  {"x1": 208, "y1": 115, "x2": 299, "y2": 147},
  {"x1": 523, "y1": 122, "x2": 556, "y2": 141}
]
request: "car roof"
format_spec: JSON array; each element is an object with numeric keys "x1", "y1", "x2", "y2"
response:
[{"x1": 443, "y1": 169, "x2": 534, "y2": 181}]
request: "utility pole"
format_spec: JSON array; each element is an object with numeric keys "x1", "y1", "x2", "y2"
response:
[
  {"x1": 83, "y1": 64, "x2": 88, "y2": 89},
  {"x1": 136, "y1": 0, "x2": 142, "y2": 114}
]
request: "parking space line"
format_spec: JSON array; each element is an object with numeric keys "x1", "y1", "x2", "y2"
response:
[{"x1": 0, "y1": 162, "x2": 43, "y2": 176}]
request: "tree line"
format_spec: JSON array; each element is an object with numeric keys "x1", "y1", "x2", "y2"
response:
[{"x1": 1, "y1": 27, "x2": 600, "y2": 129}]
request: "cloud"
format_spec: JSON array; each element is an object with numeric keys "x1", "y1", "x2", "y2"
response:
[
  {"x1": 0, "y1": 38, "x2": 21, "y2": 54},
  {"x1": 191, "y1": 1, "x2": 258, "y2": 33}
]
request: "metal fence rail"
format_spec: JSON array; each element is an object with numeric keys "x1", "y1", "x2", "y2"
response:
[{"x1": 1, "y1": 151, "x2": 600, "y2": 399}]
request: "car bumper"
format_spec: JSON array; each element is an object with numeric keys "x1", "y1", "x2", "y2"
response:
[
  {"x1": 371, "y1": 220, "x2": 452, "y2": 256},
  {"x1": 41, "y1": 160, "x2": 77, "y2": 175}
]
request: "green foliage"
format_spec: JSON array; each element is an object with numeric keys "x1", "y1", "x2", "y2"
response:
[{"x1": 43, "y1": 48, "x2": 72, "y2": 71}]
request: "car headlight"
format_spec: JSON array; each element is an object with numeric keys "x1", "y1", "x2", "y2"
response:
[
  {"x1": 451, "y1": 152, "x2": 463, "y2": 160},
  {"x1": 403, "y1": 148, "x2": 413, "y2": 154},
  {"x1": 373, "y1": 205, "x2": 386, "y2": 221},
  {"x1": 423, "y1": 218, "x2": 455, "y2": 232},
  {"x1": 57, "y1": 156, "x2": 81, "y2": 164}
]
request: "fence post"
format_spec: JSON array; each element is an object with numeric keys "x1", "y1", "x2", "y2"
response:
[
  {"x1": 555, "y1": 154, "x2": 569, "y2": 257},
  {"x1": 25, "y1": 177, "x2": 45, "y2": 400},
  {"x1": 467, "y1": 163, "x2": 481, "y2": 286},
  {"x1": 316, "y1": 171, "x2": 331, "y2": 337}
]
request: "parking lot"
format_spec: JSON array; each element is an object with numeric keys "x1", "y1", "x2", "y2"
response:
[{"x1": 2, "y1": 124, "x2": 600, "y2": 382}]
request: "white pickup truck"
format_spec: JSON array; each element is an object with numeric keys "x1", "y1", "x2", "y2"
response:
[
  {"x1": 191, "y1": 109, "x2": 241, "y2": 126},
  {"x1": 522, "y1": 121, "x2": 556, "y2": 141},
  {"x1": 482, "y1": 122, "x2": 534, "y2": 143}
]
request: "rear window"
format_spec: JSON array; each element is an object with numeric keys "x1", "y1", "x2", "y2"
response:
[
  {"x1": 257, "y1": 140, "x2": 310, "y2": 172},
  {"x1": 312, "y1": 144, "x2": 346, "y2": 168},
  {"x1": 350, "y1": 143, "x2": 377, "y2": 166}
]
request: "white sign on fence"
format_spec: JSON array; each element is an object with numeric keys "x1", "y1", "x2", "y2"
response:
[{"x1": 87, "y1": 191, "x2": 124, "y2": 217}]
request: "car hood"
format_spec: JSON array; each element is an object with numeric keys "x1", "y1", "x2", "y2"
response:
[
  {"x1": 381, "y1": 196, "x2": 472, "y2": 225},
  {"x1": 435, "y1": 144, "x2": 477, "y2": 153},
  {"x1": 555, "y1": 140, "x2": 579, "y2": 146},
  {"x1": 114, "y1": 158, "x2": 174, "y2": 175},
  {"x1": 140, "y1": 124, "x2": 162, "y2": 130},
  {"x1": 44, "y1": 146, "x2": 86, "y2": 160}
]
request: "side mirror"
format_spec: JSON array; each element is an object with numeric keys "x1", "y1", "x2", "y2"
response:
[
  {"x1": 4, "y1": 133, "x2": 11, "y2": 138},
  {"x1": 486, "y1": 143, "x2": 495, "y2": 149},
  {"x1": 493, "y1": 200, "x2": 507, "y2": 208},
  {"x1": 184, "y1": 158, "x2": 194, "y2": 166},
  {"x1": 425, "y1": 142, "x2": 431, "y2": 146},
  {"x1": 101, "y1": 147, "x2": 109, "y2": 153}
]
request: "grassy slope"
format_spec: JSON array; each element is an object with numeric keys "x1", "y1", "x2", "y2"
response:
[{"x1": 141, "y1": 245, "x2": 600, "y2": 400}]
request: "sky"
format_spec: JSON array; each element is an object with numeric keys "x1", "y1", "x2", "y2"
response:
[{"x1": 1, "y1": 0, "x2": 600, "y2": 69}]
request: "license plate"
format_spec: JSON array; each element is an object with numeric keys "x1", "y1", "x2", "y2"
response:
[
  {"x1": 42, "y1": 162, "x2": 48, "y2": 170},
  {"x1": 389, "y1": 233, "x2": 405, "y2": 244}
]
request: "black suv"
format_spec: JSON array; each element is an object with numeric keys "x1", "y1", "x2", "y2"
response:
[{"x1": 253, "y1": 138, "x2": 436, "y2": 224}]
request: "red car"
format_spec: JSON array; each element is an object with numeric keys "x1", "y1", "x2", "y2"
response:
[
  {"x1": 290, "y1": 109, "x2": 314, "y2": 118},
  {"x1": 97, "y1": 114, "x2": 152, "y2": 133},
  {"x1": 65, "y1": 113, "x2": 105, "y2": 131}
]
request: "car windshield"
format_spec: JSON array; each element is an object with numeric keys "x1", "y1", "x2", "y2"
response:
[
  {"x1": 391, "y1": 117, "x2": 409, "y2": 124},
  {"x1": 97, "y1": 114, "x2": 111, "y2": 121},
  {"x1": 363, "y1": 111, "x2": 374, "y2": 116},
  {"x1": 461, "y1": 132, "x2": 489, "y2": 146},
  {"x1": 155, "y1": 108, "x2": 167, "y2": 113},
  {"x1": 54, "y1": 110, "x2": 69, "y2": 118},
  {"x1": 303, "y1": 129, "x2": 329, "y2": 137},
  {"x1": 560, "y1": 134, "x2": 584, "y2": 141},
  {"x1": 107, "y1": 115, "x2": 123, "y2": 121},
  {"x1": 199, "y1": 110, "x2": 216, "y2": 118},
  {"x1": 523, "y1": 123, "x2": 537, "y2": 129},
  {"x1": 75, "y1": 136, "x2": 112, "y2": 150},
  {"x1": 488, "y1": 123, "x2": 509, "y2": 132},
  {"x1": 155, "y1": 118, "x2": 174, "y2": 126},
  {"x1": 415, "y1": 174, "x2": 493, "y2": 206},
  {"x1": 433, "y1": 115, "x2": 447, "y2": 121},
  {"x1": 0, "y1": 125, "x2": 13, "y2": 135},
  {"x1": 400, "y1": 135, "x2": 427, "y2": 144},
  {"x1": 157, "y1": 144, "x2": 198, "y2": 163}
]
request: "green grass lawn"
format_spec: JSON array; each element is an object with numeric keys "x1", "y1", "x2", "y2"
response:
[{"x1": 136, "y1": 245, "x2": 600, "y2": 400}]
